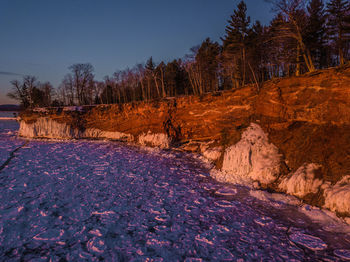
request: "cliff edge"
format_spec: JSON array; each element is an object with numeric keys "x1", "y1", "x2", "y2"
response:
[{"x1": 19, "y1": 65, "x2": 350, "y2": 218}]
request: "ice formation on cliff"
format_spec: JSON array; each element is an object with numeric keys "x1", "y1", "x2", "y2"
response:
[
  {"x1": 83, "y1": 128, "x2": 133, "y2": 142},
  {"x1": 200, "y1": 143, "x2": 222, "y2": 161},
  {"x1": 19, "y1": 118, "x2": 80, "y2": 139},
  {"x1": 279, "y1": 163, "x2": 323, "y2": 198},
  {"x1": 324, "y1": 176, "x2": 350, "y2": 214},
  {"x1": 221, "y1": 123, "x2": 281, "y2": 185},
  {"x1": 138, "y1": 131, "x2": 170, "y2": 149}
]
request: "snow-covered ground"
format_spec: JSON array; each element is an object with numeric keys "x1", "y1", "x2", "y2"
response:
[{"x1": 1, "y1": 120, "x2": 350, "y2": 261}]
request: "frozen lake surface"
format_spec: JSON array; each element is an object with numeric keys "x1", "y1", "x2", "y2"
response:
[{"x1": 0, "y1": 120, "x2": 350, "y2": 261}]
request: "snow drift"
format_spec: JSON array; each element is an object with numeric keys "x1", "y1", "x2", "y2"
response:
[{"x1": 220, "y1": 123, "x2": 281, "y2": 185}]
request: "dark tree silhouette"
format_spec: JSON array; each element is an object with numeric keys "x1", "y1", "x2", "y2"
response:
[
  {"x1": 222, "y1": 0, "x2": 251, "y2": 88},
  {"x1": 326, "y1": 0, "x2": 350, "y2": 65}
]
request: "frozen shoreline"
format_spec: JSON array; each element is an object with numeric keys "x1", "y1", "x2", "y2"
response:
[
  {"x1": 1, "y1": 119, "x2": 350, "y2": 260},
  {"x1": 17, "y1": 118, "x2": 350, "y2": 227}
]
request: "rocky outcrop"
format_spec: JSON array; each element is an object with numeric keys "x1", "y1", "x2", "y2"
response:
[{"x1": 18, "y1": 65, "x2": 350, "y2": 217}]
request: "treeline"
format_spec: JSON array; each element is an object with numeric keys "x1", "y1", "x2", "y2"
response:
[{"x1": 8, "y1": 0, "x2": 350, "y2": 108}]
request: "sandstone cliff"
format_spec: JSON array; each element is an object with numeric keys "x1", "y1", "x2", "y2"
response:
[{"x1": 19, "y1": 65, "x2": 350, "y2": 218}]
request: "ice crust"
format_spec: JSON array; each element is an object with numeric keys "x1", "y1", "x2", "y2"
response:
[
  {"x1": 279, "y1": 163, "x2": 323, "y2": 198},
  {"x1": 221, "y1": 123, "x2": 281, "y2": 185}
]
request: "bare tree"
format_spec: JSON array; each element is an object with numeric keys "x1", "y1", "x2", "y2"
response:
[
  {"x1": 68, "y1": 63, "x2": 95, "y2": 105},
  {"x1": 39, "y1": 82, "x2": 54, "y2": 107},
  {"x1": 268, "y1": 0, "x2": 316, "y2": 73},
  {"x1": 7, "y1": 76, "x2": 54, "y2": 108}
]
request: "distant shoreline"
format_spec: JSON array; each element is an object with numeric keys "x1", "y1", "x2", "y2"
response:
[{"x1": 0, "y1": 117, "x2": 17, "y2": 120}]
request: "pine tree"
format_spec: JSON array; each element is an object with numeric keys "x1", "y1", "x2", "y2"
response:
[
  {"x1": 306, "y1": 0, "x2": 327, "y2": 68},
  {"x1": 326, "y1": 0, "x2": 350, "y2": 65},
  {"x1": 145, "y1": 57, "x2": 156, "y2": 99},
  {"x1": 145, "y1": 57, "x2": 155, "y2": 71},
  {"x1": 246, "y1": 21, "x2": 267, "y2": 88},
  {"x1": 196, "y1": 38, "x2": 221, "y2": 92},
  {"x1": 222, "y1": 0, "x2": 251, "y2": 88}
]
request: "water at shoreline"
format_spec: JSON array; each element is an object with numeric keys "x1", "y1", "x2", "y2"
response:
[
  {"x1": 0, "y1": 120, "x2": 349, "y2": 261},
  {"x1": 0, "y1": 111, "x2": 18, "y2": 118}
]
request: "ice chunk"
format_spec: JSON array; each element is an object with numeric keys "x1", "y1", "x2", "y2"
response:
[
  {"x1": 86, "y1": 237, "x2": 105, "y2": 254},
  {"x1": 289, "y1": 232, "x2": 327, "y2": 251},
  {"x1": 215, "y1": 186, "x2": 237, "y2": 196},
  {"x1": 33, "y1": 229, "x2": 64, "y2": 241},
  {"x1": 254, "y1": 216, "x2": 274, "y2": 227},
  {"x1": 334, "y1": 249, "x2": 350, "y2": 260}
]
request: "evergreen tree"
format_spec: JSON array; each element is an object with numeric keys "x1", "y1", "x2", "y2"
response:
[
  {"x1": 246, "y1": 21, "x2": 267, "y2": 87},
  {"x1": 165, "y1": 60, "x2": 182, "y2": 97},
  {"x1": 306, "y1": 0, "x2": 327, "y2": 68},
  {"x1": 145, "y1": 57, "x2": 156, "y2": 99},
  {"x1": 196, "y1": 38, "x2": 221, "y2": 92},
  {"x1": 326, "y1": 0, "x2": 350, "y2": 65},
  {"x1": 222, "y1": 0, "x2": 251, "y2": 88},
  {"x1": 145, "y1": 56, "x2": 155, "y2": 71}
]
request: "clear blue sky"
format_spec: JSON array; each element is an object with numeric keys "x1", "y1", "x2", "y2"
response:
[{"x1": 0, "y1": 0, "x2": 273, "y2": 104}]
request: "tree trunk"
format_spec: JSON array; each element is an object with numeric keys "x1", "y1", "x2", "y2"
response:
[
  {"x1": 160, "y1": 67, "x2": 166, "y2": 98},
  {"x1": 296, "y1": 44, "x2": 300, "y2": 76}
]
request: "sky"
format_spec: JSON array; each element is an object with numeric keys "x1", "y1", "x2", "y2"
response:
[{"x1": 0, "y1": 0, "x2": 274, "y2": 104}]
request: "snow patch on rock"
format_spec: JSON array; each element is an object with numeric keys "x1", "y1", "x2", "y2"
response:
[
  {"x1": 220, "y1": 123, "x2": 281, "y2": 185},
  {"x1": 138, "y1": 131, "x2": 170, "y2": 149},
  {"x1": 19, "y1": 118, "x2": 80, "y2": 139},
  {"x1": 279, "y1": 163, "x2": 323, "y2": 198},
  {"x1": 324, "y1": 176, "x2": 350, "y2": 215}
]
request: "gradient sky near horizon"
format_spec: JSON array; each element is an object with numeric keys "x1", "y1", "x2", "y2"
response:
[{"x1": 0, "y1": 0, "x2": 274, "y2": 104}]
